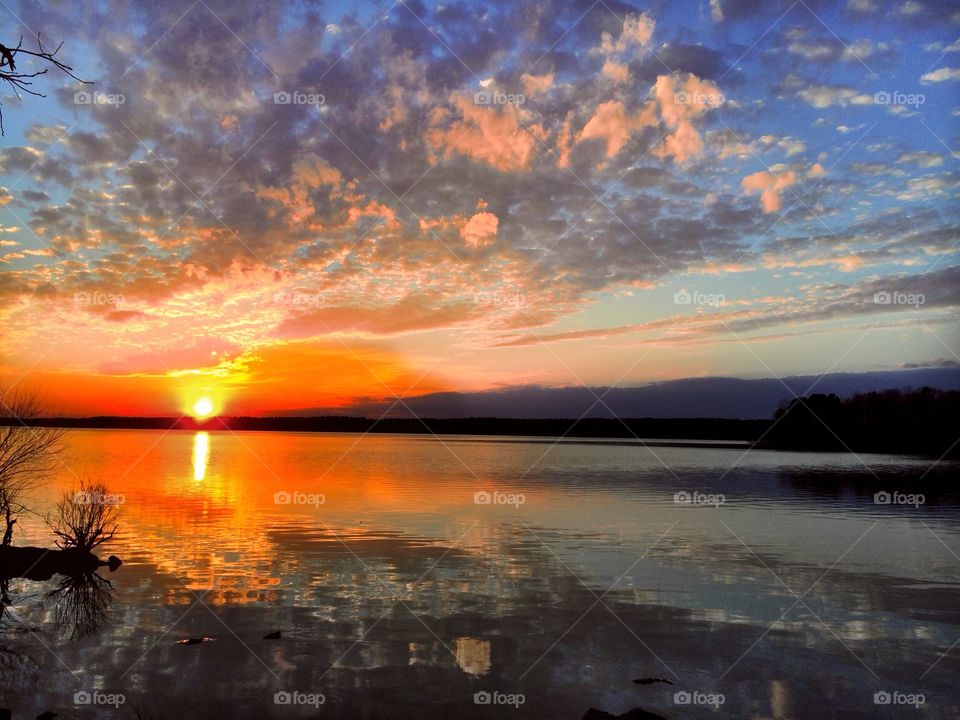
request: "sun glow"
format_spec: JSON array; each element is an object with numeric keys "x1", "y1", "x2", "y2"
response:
[{"x1": 193, "y1": 397, "x2": 214, "y2": 418}]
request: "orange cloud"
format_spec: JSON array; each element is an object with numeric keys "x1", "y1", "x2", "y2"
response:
[
  {"x1": 256, "y1": 153, "x2": 341, "y2": 225},
  {"x1": 741, "y1": 168, "x2": 799, "y2": 213},
  {"x1": 652, "y1": 73, "x2": 724, "y2": 163},
  {"x1": 598, "y1": 13, "x2": 655, "y2": 56},
  {"x1": 427, "y1": 95, "x2": 546, "y2": 171},
  {"x1": 460, "y1": 211, "x2": 499, "y2": 247},
  {"x1": 520, "y1": 72, "x2": 554, "y2": 96},
  {"x1": 577, "y1": 100, "x2": 657, "y2": 157},
  {"x1": 601, "y1": 60, "x2": 630, "y2": 84}
]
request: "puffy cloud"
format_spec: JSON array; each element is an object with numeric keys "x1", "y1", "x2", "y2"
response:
[
  {"x1": 576, "y1": 100, "x2": 657, "y2": 158},
  {"x1": 460, "y1": 211, "x2": 499, "y2": 247},
  {"x1": 796, "y1": 83, "x2": 873, "y2": 108},
  {"x1": 598, "y1": 13, "x2": 655, "y2": 57},
  {"x1": 898, "y1": 151, "x2": 944, "y2": 167},
  {"x1": 520, "y1": 73, "x2": 553, "y2": 96},
  {"x1": 651, "y1": 73, "x2": 724, "y2": 163},
  {"x1": 601, "y1": 60, "x2": 630, "y2": 84},
  {"x1": 427, "y1": 95, "x2": 546, "y2": 171},
  {"x1": 741, "y1": 168, "x2": 799, "y2": 213},
  {"x1": 921, "y1": 67, "x2": 960, "y2": 83},
  {"x1": 256, "y1": 154, "x2": 344, "y2": 226},
  {"x1": 711, "y1": 0, "x2": 724, "y2": 22}
]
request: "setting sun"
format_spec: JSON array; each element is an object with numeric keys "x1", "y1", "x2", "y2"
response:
[{"x1": 192, "y1": 397, "x2": 214, "y2": 419}]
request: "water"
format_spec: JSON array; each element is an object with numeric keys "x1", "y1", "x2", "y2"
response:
[{"x1": 2, "y1": 429, "x2": 958, "y2": 718}]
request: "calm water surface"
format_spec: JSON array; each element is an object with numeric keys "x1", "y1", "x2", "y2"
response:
[{"x1": 2, "y1": 429, "x2": 959, "y2": 718}]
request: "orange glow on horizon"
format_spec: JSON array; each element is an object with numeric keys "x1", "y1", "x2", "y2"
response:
[{"x1": 4, "y1": 339, "x2": 451, "y2": 416}]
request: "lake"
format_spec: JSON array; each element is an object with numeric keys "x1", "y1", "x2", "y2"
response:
[{"x1": 2, "y1": 429, "x2": 958, "y2": 718}]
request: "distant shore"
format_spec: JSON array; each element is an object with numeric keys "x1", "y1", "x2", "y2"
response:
[
  {"x1": 4, "y1": 400, "x2": 956, "y2": 458},
  {"x1": 1, "y1": 415, "x2": 767, "y2": 444}
]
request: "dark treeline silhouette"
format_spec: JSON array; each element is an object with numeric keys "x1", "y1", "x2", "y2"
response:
[
  {"x1": 5, "y1": 389, "x2": 957, "y2": 455},
  {"x1": 3, "y1": 415, "x2": 767, "y2": 442},
  {"x1": 760, "y1": 387, "x2": 960, "y2": 457}
]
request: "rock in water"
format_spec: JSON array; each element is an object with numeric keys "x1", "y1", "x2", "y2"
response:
[
  {"x1": 583, "y1": 708, "x2": 667, "y2": 720},
  {"x1": 176, "y1": 636, "x2": 215, "y2": 645},
  {"x1": 633, "y1": 676, "x2": 674, "y2": 685}
]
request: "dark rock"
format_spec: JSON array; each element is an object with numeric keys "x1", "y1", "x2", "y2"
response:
[
  {"x1": 633, "y1": 676, "x2": 673, "y2": 685},
  {"x1": 176, "y1": 636, "x2": 214, "y2": 645},
  {"x1": 583, "y1": 708, "x2": 667, "y2": 720}
]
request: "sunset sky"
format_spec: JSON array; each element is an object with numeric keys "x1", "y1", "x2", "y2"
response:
[{"x1": 0, "y1": 0, "x2": 958, "y2": 416}]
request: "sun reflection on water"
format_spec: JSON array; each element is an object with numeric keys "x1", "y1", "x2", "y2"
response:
[{"x1": 193, "y1": 431, "x2": 210, "y2": 481}]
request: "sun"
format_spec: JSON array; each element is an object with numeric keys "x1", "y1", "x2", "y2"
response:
[{"x1": 192, "y1": 397, "x2": 214, "y2": 419}]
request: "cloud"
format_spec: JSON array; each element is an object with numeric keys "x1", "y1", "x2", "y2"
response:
[
  {"x1": 575, "y1": 100, "x2": 657, "y2": 158},
  {"x1": 921, "y1": 67, "x2": 960, "y2": 83},
  {"x1": 597, "y1": 13, "x2": 655, "y2": 57},
  {"x1": 741, "y1": 168, "x2": 798, "y2": 212},
  {"x1": 601, "y1": 60, "x2": 630, "y2": 84},
  {"x1": 427, "y1": 95, "x2": 546, "y2": 171},
  {"x1": 519, "y1": 73, "x2": 553, "y2": 96},
  {"x1": 653, "y1": 73, "x2": 724, "y2": 162},
  {"x1": 573, "y1": 72, "x2": 723, "y2": 165},
  {"x1": 897, "y1": 151, "x2": 944, "y2": 167},
  {"x1": 796, "y1": 83, "x2": 872, "y2": 108},
  {"x1": 710, "y1": 0, "x2": 725, "y2": 22},
  {"x1": 273, "y1": 292, "x2": 482, "y2": 338},
  {"x1": 460, "y1": 211, "x2": 499, "y2": 247}
]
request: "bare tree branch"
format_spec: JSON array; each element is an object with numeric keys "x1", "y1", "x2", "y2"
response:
[
  {"x1": 0, "y1": 32, "x2": 91, "y2": 135},
  {"x1": 50, "y1": 480, "x2": 120, "y2": 551},
  {"x1": 0, "y1": 385, "x2": 66, "y2": 546}
]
